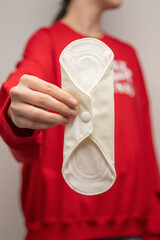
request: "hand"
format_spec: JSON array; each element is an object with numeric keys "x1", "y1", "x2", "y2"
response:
[{"x1": 7, "y1": 74, "x2": 78, "y2": 130}]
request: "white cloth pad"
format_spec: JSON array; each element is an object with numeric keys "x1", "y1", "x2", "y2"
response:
[{"x1": 59, "y1": 38, "x2": 116, "y2": 195}]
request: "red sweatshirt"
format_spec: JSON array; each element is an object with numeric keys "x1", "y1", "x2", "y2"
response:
[{"x1": 0, "y1": 21, "x2": 160, "y2": 240}]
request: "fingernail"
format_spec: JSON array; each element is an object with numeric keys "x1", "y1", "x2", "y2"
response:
[
  {"x1": 63, "y1": 117, "x2": 69, "y2": 124},
  {"x1": 69, "y1": 109, "x2": 77, "y2": 117},
  {"x1": 69, "y1": 97, "x2": 78, "y2": 106}
]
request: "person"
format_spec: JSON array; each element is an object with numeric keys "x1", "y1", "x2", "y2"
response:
[{"x1": 0, "y1": 0, "x2": 160, "y2": 239}]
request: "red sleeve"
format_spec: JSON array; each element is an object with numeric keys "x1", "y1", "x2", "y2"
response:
[
  {"x1": 0, "y1": 27, "x2": 54, "y2": 163},
  {"x1": 131, "y1": 49, "x2": 160, "y2": 239}
]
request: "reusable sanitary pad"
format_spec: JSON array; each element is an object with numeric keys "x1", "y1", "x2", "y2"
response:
[{"x1": 59, "y1": 38, "x2": 116, "y2": 195}]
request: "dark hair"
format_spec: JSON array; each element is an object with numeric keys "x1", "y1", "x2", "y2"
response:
[{"x1": 54, "y1": 0, "x2": 71, "y2": 22}]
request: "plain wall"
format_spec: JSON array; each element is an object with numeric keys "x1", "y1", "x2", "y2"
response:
[{"x1": 0, "y1": 0, "x2": 159, "y2": 239}]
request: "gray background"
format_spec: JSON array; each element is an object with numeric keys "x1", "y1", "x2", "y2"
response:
[{"x1": 0, "y1": 0, "x2": 160, "y2": 239}]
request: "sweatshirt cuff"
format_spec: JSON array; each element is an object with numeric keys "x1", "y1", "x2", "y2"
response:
[{"x1": 0, "y1": 96, "x2": 42, "y2": 152}]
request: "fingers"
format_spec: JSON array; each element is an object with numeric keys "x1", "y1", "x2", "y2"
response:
[
  {"x1": 10, "y1": 101, "x2": 69, "y2": 129},
  {"x1": 9, "y1": 74, "x2": 78, "y2": 130},
  {"x1": 10, "y1": 87, "x2": 77, "y2": 118},
  {"x1": 10, "y1": 115, "x2": 60, "y2": 130},
  {"x1": 19, "y1": 74, "x2": 78, "y2": 108}
]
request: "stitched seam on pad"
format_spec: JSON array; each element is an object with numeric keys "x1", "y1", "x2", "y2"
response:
[
  {"x1": 63, "y1": 136, "x2": 113, "y2": 182},
  {"x1": 90, "y1": 61, "x2": 113, "y2": 94},
  {"x1": 60, "y1": 38, "x2": 114, "y2": 60},
  {"x1": 63, "y1": 129, "x2": 92, "y2": 162},
  {"x1": 62, "y1": 163, "x2": 116, "y2": 196},
  {"x1": 74, "y1": 51, "x2": 106, "y2": 64},
  {"x1": 69, "y1": 147, "x2": 113, "y2": 182},
  {"x1": 71, "y1": 141, "x2": 103, "y2": 178},
  {"x1": 61, "y1": 55, "x2": 112, "y2": 96},
  {"x1": 74, "y1": 52, "x2": 105, "y2": 93},
  {"x1": 59, "y1": 38, "x2": 114, "y2": 97},
  {"x1": 61, "y1": 66, "x2": 90, "y2": 99},
  {"x1": 72, "y1": 157, "x2": 102, "y2": 179},
  {"x1": 62, "y1": 175, "x2": 115, "y2": 195},
  {"x1": 90, "y1": 135, "x2": 116, "y2": 176}
]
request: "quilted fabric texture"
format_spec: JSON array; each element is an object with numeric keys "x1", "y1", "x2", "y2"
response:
[{"x1": 59, "y1": 38, "x2": 116, "y2": 195}]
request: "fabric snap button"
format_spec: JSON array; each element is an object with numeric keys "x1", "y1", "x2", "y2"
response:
[{"x1": 81, "y1": 111, "x2": 91, "y2": 122}]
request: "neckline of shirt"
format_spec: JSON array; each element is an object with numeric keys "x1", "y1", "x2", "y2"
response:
[{"x1": 57, "y1": 20, "x2": 107, "y2": 41}]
